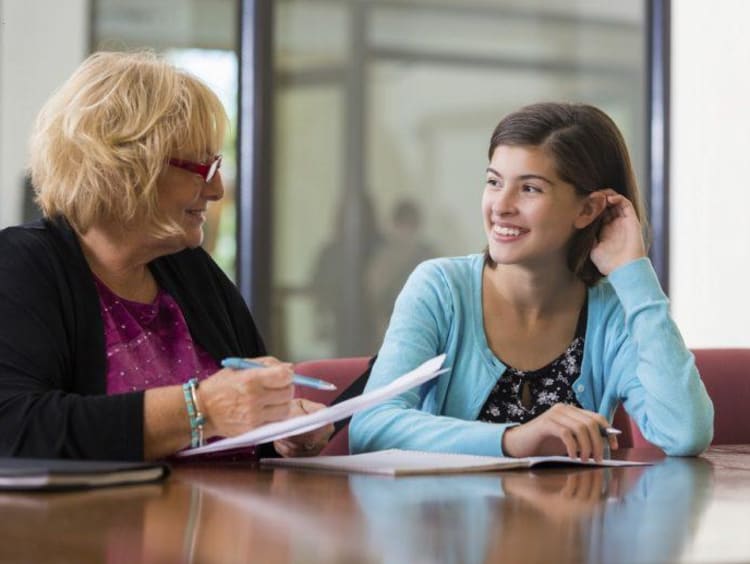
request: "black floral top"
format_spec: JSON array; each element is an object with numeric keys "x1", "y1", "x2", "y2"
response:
[{"x1": 478, "y1": 300, "x2": 587, "y2": 425}]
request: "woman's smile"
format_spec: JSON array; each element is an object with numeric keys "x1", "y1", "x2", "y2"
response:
[
  {"x1": 491, "y1": 222, "x2": 529, "y2": 241},
  {"x1": 185, "y1": 208, "x2": 207, "y2": 224}
]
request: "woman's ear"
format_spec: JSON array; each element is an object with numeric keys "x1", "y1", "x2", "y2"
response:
[{"x1": 574, "y1": 191, "x2": 608, "y2": 229}]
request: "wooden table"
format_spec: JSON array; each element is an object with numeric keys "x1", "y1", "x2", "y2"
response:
[{"x1": 1, "y1": 446, "x2": 749, "y2": 563}]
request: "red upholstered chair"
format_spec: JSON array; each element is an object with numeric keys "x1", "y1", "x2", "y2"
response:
[
  {"x1": 295, "y1": 348, "x2": 750, "y2": 454},
  {"x1": 293, "y1": 356, "x2": 371, "y2": 455},
  {"x1": 614, "y1": 348, "x2": 750, "y2": 448}
]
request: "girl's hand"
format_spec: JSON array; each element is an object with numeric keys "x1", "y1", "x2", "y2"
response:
[
  {"x1": 501, "y1": 403, "x2": 618, "y2": 462},
  {"x1": 502, "y1": 470, "x2": 608, "y2": 522},
  {"x1": 273, "y1": 399, "x2": 334, "y2": 457},
  {"x1": 589, "y1": 189, "x2": 647, "y2": 276},
  {"x1": 198, "y1": 356, "x2": 294, "y2": 438}
]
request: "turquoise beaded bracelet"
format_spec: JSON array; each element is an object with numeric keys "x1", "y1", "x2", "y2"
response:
[{"x1": 182, "y1": 378, "x2": 205, "y2": 448}]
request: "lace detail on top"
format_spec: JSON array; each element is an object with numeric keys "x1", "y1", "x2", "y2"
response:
[
  {"x1": 94, "y1": 277, "x2": 219, "y2": 395},
  {"x1": 477, "y1": 337, "x2": 584, "y2": 424}
]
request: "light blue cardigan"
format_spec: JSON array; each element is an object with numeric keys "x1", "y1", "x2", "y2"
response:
[{"x1": 350, "y1": 255, "x2": 714, "y2": 457}]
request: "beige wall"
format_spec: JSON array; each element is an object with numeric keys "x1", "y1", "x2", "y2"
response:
[
  {"x1": 671, "y1": 1, "x2": 750, "y2": 347},
  {"x1": 0, "y1": 0, "x2": 88, "y2": 228}
]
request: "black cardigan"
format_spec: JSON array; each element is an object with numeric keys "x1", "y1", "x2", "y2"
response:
[{"x1": 0, "y1": 217, "x2": 266, "y2": 460}]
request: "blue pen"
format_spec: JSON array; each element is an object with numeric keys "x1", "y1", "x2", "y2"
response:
[{"x1": 221, "y1": 358, "x2": 337, "y2": 391}]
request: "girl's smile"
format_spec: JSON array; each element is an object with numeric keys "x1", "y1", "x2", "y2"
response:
[{"x1": 482, "y1": 145, "x2": 595, "y2": 270}]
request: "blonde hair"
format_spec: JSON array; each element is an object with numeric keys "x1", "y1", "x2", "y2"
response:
[{"x1": 29, "y1": 50, "x2": 228, "y2": 237}]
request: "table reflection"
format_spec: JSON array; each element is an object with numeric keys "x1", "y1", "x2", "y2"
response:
[
  {"x1": 0, "y1": 483, "x2": 161, "y2": 562},
  {"x1": 164, "y1": 464, "x2": 375, "y2": 564},
  {"x1": 0, "y1": 455, "x2": 718, "y2": 564},
  {"x1": 349, "y1": 457, "x2": 714, "y2": 564}
]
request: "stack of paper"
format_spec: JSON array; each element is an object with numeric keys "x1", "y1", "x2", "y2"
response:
[{"x1": 178, "y1": 354, "x2": 447, "y2": 457}]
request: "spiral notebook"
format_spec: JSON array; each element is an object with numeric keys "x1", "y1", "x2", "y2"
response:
[{"x1": 261, "y1": 449, "x2": 651, "y2": 476}]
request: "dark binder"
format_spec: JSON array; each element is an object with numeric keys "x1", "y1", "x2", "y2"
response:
[{"x1": 0, "y1": 457, "x2": 170, "y2": 491}]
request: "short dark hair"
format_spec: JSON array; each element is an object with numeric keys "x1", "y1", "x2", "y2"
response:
[
  {"x1": 485, "y1": 102, "x2": 647, "y2": 286},
  {"x1": 393, "y1": 199, "x2": 421, "y2": 228}
]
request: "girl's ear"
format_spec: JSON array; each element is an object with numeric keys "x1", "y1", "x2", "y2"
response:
[{"x1": 574, "y1": 191, "x2": 608, "y2": 229}]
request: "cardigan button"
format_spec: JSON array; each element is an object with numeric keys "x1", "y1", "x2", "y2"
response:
[{"x1": 576, "y1": 384, "x2": 585, "y2": 392}]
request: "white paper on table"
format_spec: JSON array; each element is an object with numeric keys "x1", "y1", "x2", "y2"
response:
[{"x1": 177, "y1": 354, "x2": 447, "y2": 457}]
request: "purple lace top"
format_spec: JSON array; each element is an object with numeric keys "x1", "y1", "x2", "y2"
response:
[
  {"x1": 94, "y1": 277, "x2": 219, "y2": 395},
  {"x1": 94, "y1": 277, "x2": 258, "y2": 461}
]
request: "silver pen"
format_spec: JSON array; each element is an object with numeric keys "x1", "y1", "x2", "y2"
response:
[{"x1": 601, "y1": 427, "x2": 622, "y2": 438}]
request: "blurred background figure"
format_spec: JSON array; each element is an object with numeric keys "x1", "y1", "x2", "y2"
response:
[
  {"x1": 366, "y1": 199, "x2": 436, "y2": 349},
  {"x1": 309, "y1": 190, "x2": 382, "y2": 357}
]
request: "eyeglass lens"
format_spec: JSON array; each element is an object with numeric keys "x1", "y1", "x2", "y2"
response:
[{"x1": 206, "y1": 156, "x2": 221, "y2": 182}]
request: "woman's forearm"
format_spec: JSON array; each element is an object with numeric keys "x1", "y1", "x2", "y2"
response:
[{"x1": 143, "y1": 385, "x2": 192, "y2": 460}]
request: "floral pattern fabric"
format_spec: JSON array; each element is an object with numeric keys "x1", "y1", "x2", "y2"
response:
[{"x1": 478, "y1": 335, "x2": 585, "y2": 424}]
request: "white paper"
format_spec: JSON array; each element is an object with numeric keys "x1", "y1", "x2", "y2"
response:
[{"x1": 177, "y1": 354, "x2": 447, "y2": 457}]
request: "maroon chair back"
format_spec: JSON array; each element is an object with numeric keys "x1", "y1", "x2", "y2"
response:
[
  {"x1": 295, "y1": 349, "x2": 750, "y2": 454},
  {"x1": 293, "y1": 357, "x2": 371, "y2": 455},
  {"x1": 615, "y1": 348, "x2": 750, "y2": 449}
]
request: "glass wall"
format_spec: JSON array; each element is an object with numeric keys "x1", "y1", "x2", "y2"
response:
[
  {"x1": 272, "y1": 0, "x2": 646, "y2": 360},
  {"x1": 92, "y1": 0, "x2": 240, "y2": 278}
]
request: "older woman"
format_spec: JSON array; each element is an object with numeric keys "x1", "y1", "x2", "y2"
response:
[{"x1": 0, "y1": 51, "x2": 331, "y2": 460}]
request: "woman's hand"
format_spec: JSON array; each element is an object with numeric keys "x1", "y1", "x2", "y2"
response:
[
  {"x1": 589, "y1": 189, "x2": 647, "y2": 276},
  {"x1": 502, "y1": 470, "x2": 610, "y2": 522},
  {"x1": 501, "y1": 403, "x2": 618, "y2": 462},
  {"x1": 273, "y1": 399, "x2": 335, "y2": 458},
  {"x1": 198, "y1": 356, "x2": 294, "y2": 438}
]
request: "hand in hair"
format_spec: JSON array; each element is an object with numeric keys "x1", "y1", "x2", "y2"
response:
[{"x1": 589, "y1": 189, "x2": 647, "y2": 276}]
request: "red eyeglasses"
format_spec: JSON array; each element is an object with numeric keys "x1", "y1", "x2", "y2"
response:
[{"x1": 168, "y1": 154, "x2": 222, "y2": 183}]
